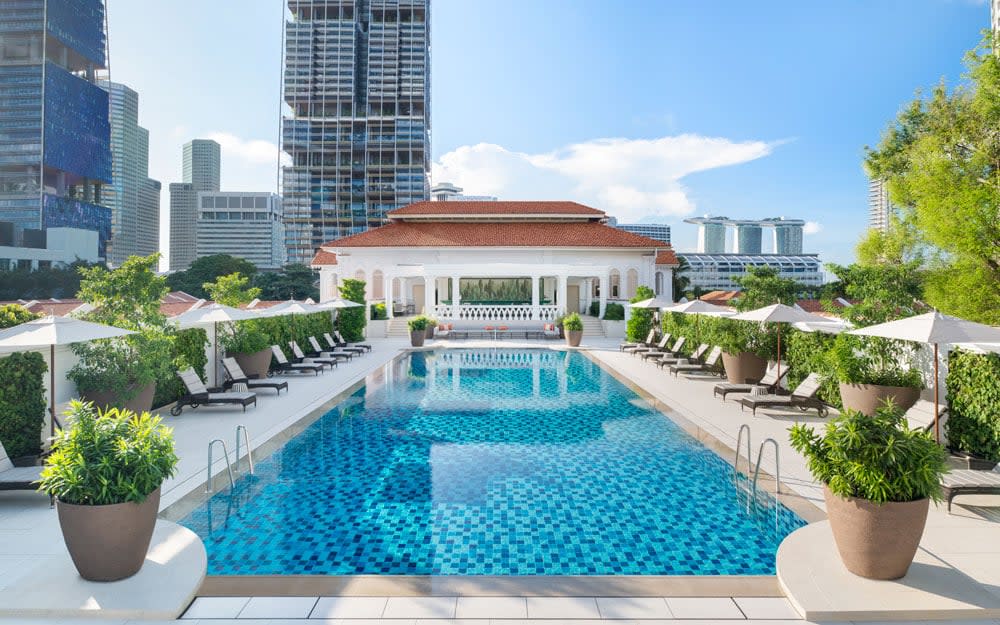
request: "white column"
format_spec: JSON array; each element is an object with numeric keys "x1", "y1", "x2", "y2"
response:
[
  {"x1": 424, "y1": 275, "x2": 436, "y2": 317},
  {"x1": 599, "y1": 273, "x2": 609, "y2": 319},
  {"x1": 530, "y1": 275, "x2": 540, "y2": 320},
  {"x1": 556, "y1": 274, "x2": 568, "y2": 316},
  {"x1": 384, "y1": 273, "x2": 394, "y2": 319},
  {"x1": 452, "y1": 275, "x2": 461, "y2": 318}
]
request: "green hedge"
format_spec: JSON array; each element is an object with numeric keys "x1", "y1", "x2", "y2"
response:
[
  {"x1": 588, "y1": 301, "x2": 600, "y2": 317},
  {"x1": 785, "y1": 329, "x2": 842, "y2": 409},
  {"x1": 153, "y1": 328, "x2": 209, "y2": 408},
  {"x1": 603, "y1": 303, "x2": 625, "y2": 321},
  {"x1": 337, "y1": 279, "x2": 367, "y2": 341},
  {"x1": 0, "y1": 351, "x2": 47, "y2": 458},
  {"x1": 946, "y1": 349, "x2": 1000, "y2": 461},
  {"x1": 254, "y1": 312, "x2": 334, "y2": 360}
]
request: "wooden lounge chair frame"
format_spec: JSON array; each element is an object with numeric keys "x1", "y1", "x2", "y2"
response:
[
  {"x1": 331, "y1": 331, "x2": 371, "y2": 352},
  {"x1": 270, "y1": 345, "x2": 324, "y2": 376},
  {"x1": 626, "y1": 334, "x2": 671, "y2": 356},
  {"x1": 670, "y1": 346, "x2": 724, "y2": 377},
  {"x1": 941, "y1": 466, "x2": 1000, "y2": 512},
  {"x1": 309, "y1": 336, "x2": 354, "y2": 361},
  {"x1": 289, "y1": 341, "x2": 338, "y2": 369},
  {"x1": 171, "y1": 368, "x2": 257, "y2": 416},
  {"x1": 0, "y1": 440, "x2": 44, "y2": 496},
  {"x1": 650, "y1": 340, "x2": 704, "y2": 366},
  {"x1": 324, "y1": 333, "x2": 365, "y2": 355},
  {"x1": 713, "y1": 363, "x2": 789, "y2": 400},
  {"x1": 739, "y1": 372, "x2": 829, "y2": 417},
  {"x1": 620, "y1": 329, "x2": 656, "y2": 352},
  {"x1": 221, "y1": 357, "x2": 288, "y2": 395}
]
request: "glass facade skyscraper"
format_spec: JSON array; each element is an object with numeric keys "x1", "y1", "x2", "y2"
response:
[
  {"x1": 281, "y1": 0, "x2": 431, "y2": 265},
  {"x1": 170, "y1": 139, "x2": 220, "y2": 270},
  {"x1": 0, "y1": 0, "x2": 112, "y2": 261}
]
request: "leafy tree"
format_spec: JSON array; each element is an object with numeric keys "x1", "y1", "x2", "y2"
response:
[
  {"x1": 166, "y1": 254, "x2": 257, "y2": 298},
  {"x1": 732, "y1": 266, "x2": 801, "y2": 311},
  {"x1": 203, "y1": 272, "x2": 268, "y2": 355},
  {"x1": 252, "y1": 264, "x2": 319, "y2": 301},
  {"x1": 336, "y1": 278, "x2": 367, "y2": 341},
  {"x1": 0, "y1": 260, "x2": 99, "y2": 300},
  {"x1": 865, "y1": 34, "x2": 1000, "y2": 324},
  {"x1": 626, "y1": 285, "x2": 655, "y2": 341},
  {"x1": 203, "y1": 272, "x2": 260, "y2": 307},
  {"x1": 855, "y1": 214, "x2": 926, "y2": 267},
  {"x1": 0, "y1": 303, "x2": 40, "y2": 329},
  {"x1": 672, "y1": 256, "x2": 691, "y2": 301}
]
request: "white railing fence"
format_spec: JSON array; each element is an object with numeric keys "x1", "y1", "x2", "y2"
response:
[{"x1": 430, "y1": 304, "x2": 562, "y2": 322}]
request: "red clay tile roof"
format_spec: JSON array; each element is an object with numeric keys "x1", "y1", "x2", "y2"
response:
[
  {"x1": 655, "y1": 250, "x2": 679, "y2": 266},
  {"x1": 700, "y1": 290, "x2": 741, "y2": 304},
  {"x1": 324, "y1": 221, "x2": 671, "y2": 249},
  {"x1": 388, "y1": 200, "x2": 605, "y2": 217},
  {"x1": 310, "y1": 250, "x2": 338, "y2": 266}
]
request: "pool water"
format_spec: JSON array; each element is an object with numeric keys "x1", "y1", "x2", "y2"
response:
[{"x1": 179, "y1": 349, "x2": 805, "y2": 576}]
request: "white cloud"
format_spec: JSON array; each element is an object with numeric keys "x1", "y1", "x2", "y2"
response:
[
  {"x1": 205, "y1": 131, "x2": 287, "y2": 166},
  {"x1": 432, "y1": 135, "x2": 779, "y2": 222},
  {"x1": 804, "y1": 221, "x2": 823, "y2": 235}
]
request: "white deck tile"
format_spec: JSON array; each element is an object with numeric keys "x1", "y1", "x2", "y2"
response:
[
  {"x1": 181, "y1": 596, "x2": 250, "y2": 619},
  {"x1": 236, "y1": 596, "x2": 318, "y2": 619},
  {"x1": 596, "y1": 596, "x2": 672, "y2": 619},
  {"x1": 383, "y1": 596, "x2": 458, "y2": 619},
  {"x1": 456, "y1": 596, "x2": 528, "y2": 619},
  {"x1": 310, "y1": 596, "x2": 389, "y2": 618},
  {"x1": 665, "y1": 597, "x2": 746, "y2": 619},
  {"x1": 525, "y1": 597, "x2": 601, "y2": 619},
  {"x1": 733, "y1": 597, "x2": 801, "y2": 619}
]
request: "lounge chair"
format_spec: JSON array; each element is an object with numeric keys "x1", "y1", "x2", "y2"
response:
[
  {"x1": 324, "y1": 332, "x2": 366, "y2": 355},
  {"x1": 0, "y1": 439, "x2": 44, "y2": 497},
  {"x1": 542, "y1": 323, "x2": 560, "y2": 340},
  {"x1": 650, "y1": 340, "x2": 702, "y2": 365},
  {"x1": 625, "y1": 334, "x2": 671, "y2": 355},
  {"x1": 620, "y1": 329, "x2": 656, "y2": 352},
  {"x1": 289, "y1": 341, "x2": 338, "y2": 369},
  {"x1": 670, "y1": 346, "x2": 724, "y2": 377},
  {"x1": 713, "y1": 362, "x2": 789, "y2": 400},
  {"x1": 902, "y1": 399, "x2": 949, "y2": 434},
  {"x1": 332, "y1": 331, "x2": 371, "y2": 353},
  {"x1": 221, "y1": 357, "x2": 288, "y2": 395},
  {"x1": 308, "y1": 336, "x2": 354, "y2": 362},
  {"x1": 170, "y1": 368, "x2": 257, "y2": 416},
  {"x1": 739, "y1": 372, "x2": 829, "y2": 417},
  {"x1": 941, "y1": 465, "x2": 1000, "y2": 512},
  {"x1": 270, "y1": 345, "x2": 324, "y2": 376},
  {"x1": 639, "y1": 336, "x2": 685, "y2": 363}
]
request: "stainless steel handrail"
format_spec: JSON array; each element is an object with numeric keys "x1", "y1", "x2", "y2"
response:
[
  {"x1": 206, "y1": 439, "x2": 236, "y2": 493},
  {"x1": 234, "y1": 425, "x2": 255, "y2": 476},
  {"x1": 734, "y1": 424, "x2": 752, "y2": 477},
  {"x1": 751, "y1": 438, "x2": 780, "y2": 502}
]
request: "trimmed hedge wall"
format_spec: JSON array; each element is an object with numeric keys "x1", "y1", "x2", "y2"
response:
[
  {"x1": 255, "y1": 312, "x2": 334, "y2": 359},
  {"x1": 603, "y1": 303, "x2": 625, "y2": 321},
  {"x1": 784, "y1": 329, "x2": 843, "y2": 409},
  {"x1": 153, "y1": 328, "x2": 209, "y2": 408},
  {"x1": 0, "y1": 351, "x2": 47, "y2": 458},
  {"x1": 946, "y1": 349, "x2": 1000, "y2": 461}
]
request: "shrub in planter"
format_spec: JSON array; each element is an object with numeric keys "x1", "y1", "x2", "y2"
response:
[
  {"x1": 0, "y1": 351, "x2": 47, "y2": 459},
  {"x1": 336, "y1": 278, "x2": 367, "y2": 342},
  {"x1": 946, "y1": 349, "x2": 1000, "y2": 463},
  {"x1": 602, "y1": 303, "x2": 625, "y2": 321},
  {"x1": 626, "y1": 287, "x2": 656, "y2": 342},
  {"x1": 38, "y1": 401, "x2": 179, "y2": 581},
  {"x1": 370, "y1": 302, "x2": 387, "y2": 320},
  {"x1": 407, "y1": 315, "x2": 430, "y2": 347},
  {"x1": 424, "y1": 317, "x2": 437, "y2": 338},
  {"x1": 563, "y1": 312, "x2": 583, "y2": 346},
  {"x1": 153, "y1": 328, "x2": 209, "y2": 409},
  {"x1": 784, "y1": 329, "x2": 843, "y2": 410},
  {"x1": 790, "y1": 403, "x2": 947, "y2": 580},
  {"x1": 830, "y1": 334, "x2": 922, "y2": 415}
]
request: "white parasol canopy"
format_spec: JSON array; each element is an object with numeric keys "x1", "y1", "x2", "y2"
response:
[
  {"x1": 0, "y1": 316, "x2": 134, "y2": 435},
  {"x1": 253, "y1": 300, "x2": 321, "y2": 317},
  {"x1": 731, "y1": 304, "x2": 830, "y2": 393},
  {"x1": 314, "y1": 298, "x2": 364, "y2": 310},
  {"x1": 630, "y1": 296, "x2": 676, "y2": 310},
  {"x1": 172, "y1": 304, "x2": 261, "y2": 386},
  {"x1": 665, "y1": 300, "x2": 735, "y2": 316}
]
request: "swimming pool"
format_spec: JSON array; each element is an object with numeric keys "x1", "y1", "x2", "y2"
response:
[{"x1": 179, "y1": 349, "x2": 806, "y2": 576}]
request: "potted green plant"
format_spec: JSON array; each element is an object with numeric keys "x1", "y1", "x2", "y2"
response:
[
  {"x1": 830, "y1": 334, "x2": 922, "y2": 416},
  {"x1": 69, "y1": 330, "x2": 171, "y2": 413},
  {"x1": 424, "y1": 316, "x2": 438, "y2": 339},
  {"x1": 38, "y1": 401, "x2": 178, "y2": 582},
  {"x1": 553, "y1": 314, "x2": 566, "y2": 339},
  {"x1": 790, "y1": 402, "x2": 947, "y2": 580},
  {"x1": 715, "y1": 319, "x2": 769, "y2": 385},
  {"x1": 222, "y1": 320, "x2": 272, "y2": 379},
  {"x1": 408, "y1": 315, "x2": 430, "y2": 347},
  {"x1": 563, "y1": 312, "x2": 583, "y2": 347}
]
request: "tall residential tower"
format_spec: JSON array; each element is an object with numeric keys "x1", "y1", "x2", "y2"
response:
[
  {"x1": 169, "y1": 139, "x2": 220, "y2": 270},
  {"x1": 281, "y1": 0, "x2": 431, "y2": 265},
  {"x1": 868, "y1": 177, "x2": 894, "y2": 232},
  {"x1": 0, "y1": 0, "x2": 113, "y2": 262}
]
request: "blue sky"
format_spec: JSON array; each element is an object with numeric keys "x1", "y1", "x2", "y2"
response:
[{"x1": 106, "y1": 0, "x2": 991, "y2": 265}]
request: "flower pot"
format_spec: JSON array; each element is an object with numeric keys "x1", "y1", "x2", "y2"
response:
[
  {"x1": 838, "y1": 383, "x2": 920, "y2": 417},
  {"x1": 82, "y1": 381, "x2": 156, "y2": 415},
  {"x1": 56, "y1": 486, "x2": 161, "y2": 582},
  {"x1": 232, "y1": 347, "x2": 273, "y2": 380},
  {"x1": 823, "y1": 486, "x2": 928, "y2": 580},
  {"x1": 410, "y1": 330, "x2": 426, "y2": 347},
  {"x1": 425, "y1": 325, "x2": 434, "y2": 339},
  {"x1": 566, "y1": 330, "x2": 583, "y2": 347},
  {"x1": 721, "y1": 351, "x2": 767, "y2": 384}
]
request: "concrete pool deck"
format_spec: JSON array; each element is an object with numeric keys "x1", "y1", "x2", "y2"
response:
[{"x1": 0, "y1": 336, "x2": 999, "y2": 622}]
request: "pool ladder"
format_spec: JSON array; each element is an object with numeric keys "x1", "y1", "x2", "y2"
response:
[
  {"x1": 733, "y1": 424, "x2": 780, "y2": 511},
  {"x1": 205, "y1": 425, "x2": 256, "y2": 493}
]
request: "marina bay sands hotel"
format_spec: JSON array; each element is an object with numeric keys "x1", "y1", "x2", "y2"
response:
[{"x1": 683, "y1": 216, "x2": 805, "y2": 255}]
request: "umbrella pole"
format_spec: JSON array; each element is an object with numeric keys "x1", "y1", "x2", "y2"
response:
[
  {"x1": 777, "y1": 325, "x2": 781, "y2": 390},
  {"x1": 934, "y1": 342, "x2": 940, "y2": 444},
  {"x1": 214, "y1": 321, "x2": 219, "y2": 388},
  {"x1": 50, "y1": 344, "x2": 55, "y2": 438}
]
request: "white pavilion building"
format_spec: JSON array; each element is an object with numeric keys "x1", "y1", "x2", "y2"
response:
[{"x1": 310, "y1": 201, "x2": 679, "y2": 321}]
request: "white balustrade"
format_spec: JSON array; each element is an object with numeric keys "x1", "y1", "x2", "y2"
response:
[{"x1": 429, "y1": 304, "x2": 563, "y2": 321}]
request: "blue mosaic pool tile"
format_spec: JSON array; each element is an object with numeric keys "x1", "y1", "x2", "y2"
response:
[{"x1": 180, "y1": 349, "x2": 806, "y2": 575}]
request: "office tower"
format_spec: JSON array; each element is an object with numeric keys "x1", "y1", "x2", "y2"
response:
[
  {"x1": 282, "y1": 0, "x2": 432, "y2": 265},
  {"x1": 183, "y1": 139, "x2": 221, "y2": 192},
  {"x1": 0, "y1": 0, "x2": 113, "y2": 262},
  {"x1": 686, "y1": 216, "x2": 804, "y2": 254},
  {"x1": 196, "y1": 192, "x2": 286, "y2": 269},
  {"x1": 99, "y1": 81, "x2": 160, "y2": 265},
  {"x1": 771, "y1": 221, "x2": 804, "y2": 254},
  {"x1": 992, "y1": 0, "x2": 999, "y2": 53},
  {"x1": 868, "y1": 177, "x2": 894, "y2": 232},
  {"x1": 685, "y1": 217, "x2": 728, "y2": 253},
  {"x1": 615, "y1": 223, "x2": 671, "y2": 245},
  {"x1": 169, "y1": 139, "x2": 220, "y2": 270}
]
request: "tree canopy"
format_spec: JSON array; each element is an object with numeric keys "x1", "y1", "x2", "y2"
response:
[
  {"x1": 253, "y1": 264, "x2": 319, "y2": 301},
  {"x1": 166, "y1": 254, "x2": 258, "y2": 299},
  {"x1": 203, "y1": 272, "x2": 260, "y2": 307},
  {"x1": 732, "y1": 266, "x2": 801, "y2": 311},
  {"x1": 0, "y1": 261, "x2": 99, "y2": 300}
]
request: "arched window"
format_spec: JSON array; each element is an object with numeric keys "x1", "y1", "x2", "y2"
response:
[
  {"x1": 626, "y1": 268, "x2": 639, "y2": 300},
  {"x1": 655, "y1": 271, "x2": 664, "y2": 296},
  {"x1": 372, "y1": 270, "x2": 384, "y2": 299},
  {"x1": 609, "y1": 269, "x2": 621, "y2": 299}
]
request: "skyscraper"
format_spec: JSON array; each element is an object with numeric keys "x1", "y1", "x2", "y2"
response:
[
  {"x1": 868, "y1": 177, "x2": 894, "y2": 232},
  {"x1": 170, "y1": 139, "x2": 220, "y2": 270},
  {"x1": 100, "y1": 81, "x2": 160, "y2": 265},
  {"x1": 992, "y1": 0, "x2": 999, "y2": 53},
  {"x1": 281, "y1": 0, "x2": 431, "y2": 265},
  {"x1": 0, "y1": 0, "x2": 113, "y2": 261}
]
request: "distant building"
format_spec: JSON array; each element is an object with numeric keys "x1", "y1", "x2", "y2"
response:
[
  {"x1": 99, "y1": 81, "x2": 160, "y2": 265},
  {"x1": 868, "y1": 177, "x2": 894, "y2": 232},
  {"x1": 0, "y1": 227, "x2": 101, "y2": 271},
  {"x1": 614, "y1": 223, "x2": 671, "y2": 245},
  {"x1": 0, "y1": 0, "x2": 113, "y2": 262},
  {"x1": 430, "y1": 182, "x2": 498, "y2": 202},
  {"x1": 679, "y1": 253, "x2": 823, "y2": 291},
  {"x1": 169, "y1": 139, "x2": 221, "y2": 270},
  {"x1": 196, "y1": 192, "x2": 285, "y2": 270},
  {"x1": 993, "y1": 0, "x2": 999, "y2": 50},
  {"x1": 684, "y1": 216, "x2": 805, "y2": 254}
]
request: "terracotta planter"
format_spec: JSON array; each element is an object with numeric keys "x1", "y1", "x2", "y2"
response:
[
  {"x1": 410, "y1": 330, "x2": 426, "y2": 347},
  {"x1": 425, "y1": 325, "x2": 434, "y2": 339},
  {"x1": 566, "y1": 330, "x2": 583, "y2": 347},
  {"x1": 721, "y1": 351, "x2": 767, "y2": 384},
  {"x1": 57, "y1": 486, "x2": 161, "y2": 582},
  {"x1": 839, "y1": 383, "x2": 920, "y2": 417},
  {"x1": 83, "y1": 381, "x2": 156, "y2": 415},
  {"x1": 232, "y1": 347, "x2": 273, "y2": 380},
  {"x1": 823, "y1": 486, "x2": 928, "y2": 580}
]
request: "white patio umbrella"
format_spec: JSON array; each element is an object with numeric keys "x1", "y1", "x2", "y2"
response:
[
  {"x1": 731, "y1": 304, "x2": 830, "y2": 389},
  {"x1": 630, "y1": 296, "x2": 675, "y2": 310},
  {"x1": 253, "y1": 300, "x2": 321, "y2": 317},
  {"x1": 0, "y1": 316, "x2": 134, "y2": 435},
  {"x1": 664, "y1": 299, "x2": 736, "y2": 344},
  {"x1": 173, "y1": 304, "x2": 260, "y2": 386},
  {"x1": 314, "y1": 297, "x2": 363, "y2": 310},
  {"x1": 848, "y1": 311, "x2": 1000, "y2": 442}
]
